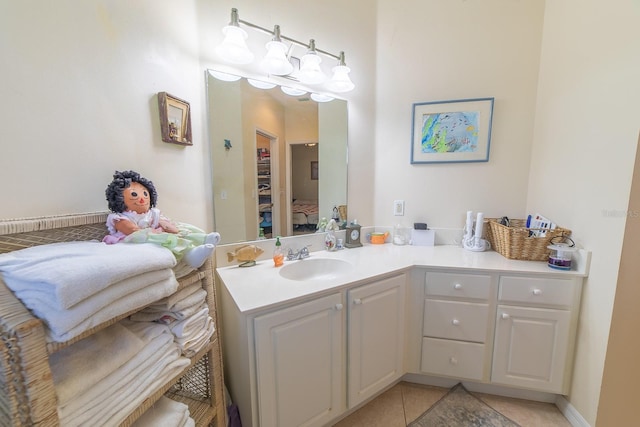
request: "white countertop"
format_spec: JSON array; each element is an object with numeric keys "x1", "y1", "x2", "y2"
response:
[{"x1": 216, "y1": 243, "x2": 590, "y2": 315}]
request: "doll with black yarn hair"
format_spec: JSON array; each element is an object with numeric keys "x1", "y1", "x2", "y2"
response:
[{"x1": 103, "y1": 170, "x2": 220, "y2": 269}]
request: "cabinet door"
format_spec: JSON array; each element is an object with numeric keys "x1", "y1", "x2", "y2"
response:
[
  {"x1": 492, "y1": 305, "x2": 570, "y2": 393},
  {"x1": 254, "y1": 293, "x2": 345, "y2": 427},
  {"x1": 348, "y1": 274, "x2": 406, "y2": 408}
]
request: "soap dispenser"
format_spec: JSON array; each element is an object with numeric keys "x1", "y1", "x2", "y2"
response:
[{"x1": 273, "y1": 236, "x2": 284, "y2": 267}]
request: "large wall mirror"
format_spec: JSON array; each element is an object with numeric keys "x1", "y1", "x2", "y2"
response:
[{"x1": 206, "y1": 70, "x2": 348, "y2": 244}]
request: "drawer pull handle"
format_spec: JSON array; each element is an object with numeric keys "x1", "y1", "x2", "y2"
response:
[
  {"x1": 501, "y1": 313, "x2": 510, "y2": 319},
  {"x1": 334, "y1": 303, "x2": 344, "y2": 311},
  {"x1": 353, "y1": 298, "x2": 362, "y2": 305},
  {"x1": 454, "y1": 283, "x2": 462, "y2": 290},
  {"x1": 532, "y1": 289, "x2": 542, "y2": 296},
  {"x1": 451, "y1": 319, "x2": 460, "y2": 326},
  {"x1": 449, "y1": 357, "x2": 458, "y2": 365}
]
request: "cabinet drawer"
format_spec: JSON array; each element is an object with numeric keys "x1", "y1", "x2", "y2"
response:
[
  {"x1": 425, "y1": 272, "x2": 492, "y2": 300},
  {"x1": 499, "y1": 276, "x2": 577, "y2": 307},
  {"x1": 423, "y1": 299, "x2": 489, "y2": 343},
  {"x1": 421, "y1": 337, "x2": 485, "y2": 380}
]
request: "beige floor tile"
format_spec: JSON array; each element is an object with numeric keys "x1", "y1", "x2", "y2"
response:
[
  {"x1": 333, "y1": 381, "x2": 572, "y2": 427},
  {"x1": 399, "y1": 382, "x2": 449, "y2": 424},
  {"x1": 475, "y1": 392, "x2": 572, "y2": 427},
  {"x1": 333, "y1": 383, "x2": 406, "y2": 427}
]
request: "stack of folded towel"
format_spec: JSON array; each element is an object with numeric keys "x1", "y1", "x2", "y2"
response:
[
  {"x1": 0, "y1": 241, "x2": 179, "y2": 342},
  {"x1": 130, "y1": 281, "x2": 215, "y2": 356},
  {"x1": 131, "y1": 396, "x2": 195, "y2": 427},
  {"x1": 50, "y1": 320, "x2": 190, "y2": 427}
]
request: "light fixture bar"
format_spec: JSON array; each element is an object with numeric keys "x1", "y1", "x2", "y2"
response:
[{"x1": 235, "y1": 12, "x2": 341, "y2": 61}]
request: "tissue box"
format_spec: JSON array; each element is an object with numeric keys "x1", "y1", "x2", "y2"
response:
[{"x1": 411, "y1": 229, "x2": 435, "y2": 246}]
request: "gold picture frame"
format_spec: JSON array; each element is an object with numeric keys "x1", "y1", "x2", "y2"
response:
[{"x1": 157, "y1": 92, "x2": 193, "y2": 146}]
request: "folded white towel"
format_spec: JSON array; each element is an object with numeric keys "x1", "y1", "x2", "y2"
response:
[
  {"x1": 177, "y1": 317, "x2": 215, "y2": 357},
  {"x1": 40, "y1": 276, "x2": 178, "y2": 343},
  {"x1": 129, "y1": 301, "x2": 206, "y2": 324},
  {"x1": 58, "y1": 322, "x2": 186, "y2": 426},
  {"x1": 147, "y1": 288, "x2": 207, "y2": 312},
  {"x1": 107, "y1": 357, "x2": 191, "y2": 426},
  {"x1": 0, "y1": 241, "x2": 177, "y2": 309},
  {"x1": 169, "y1": 307, "x2": 210, "y2": 338},
  {"x1": 50, "y1": 323, "x2": 144, "y2": 406},
  {"x1": 130, "y1": 396, "x2": 190, "y2": 427},
  {"x1": 61, "y1": 343, "x2": 188, "y2": 426},
  {"x1": 162, "y1": 282, "x2": 203, "y2": 309}
]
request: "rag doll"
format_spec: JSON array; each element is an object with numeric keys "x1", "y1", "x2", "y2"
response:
[{"x1": 103, "y1": 170, "x2": 220, "y2": 268}]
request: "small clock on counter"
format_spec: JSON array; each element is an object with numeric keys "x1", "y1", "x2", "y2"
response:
[{"x1": 344, "y1": 220, "x2": 362, "y2": 248}]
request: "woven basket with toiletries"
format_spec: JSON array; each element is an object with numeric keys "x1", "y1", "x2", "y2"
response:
[{"x1": 485, "y1": 218, "x2": 571, "y2": 261}]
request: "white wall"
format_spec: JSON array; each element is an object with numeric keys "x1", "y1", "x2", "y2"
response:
[
  {"x1": 0, "y1": 1, "x2": 212, "y2": 228},
  {"x1": 373, "y1": 0, "x2": 545, "y2": 232},
  {"x1": 528, "y1": 1, "x2": 640, "y2": 424}
]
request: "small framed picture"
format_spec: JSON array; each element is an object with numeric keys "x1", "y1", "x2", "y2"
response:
[
  {"x1": 311, "y1": 161, "x2": 319, "y2": 180},
  {"x1": 157, "y1": 92, "x2": 193, "y2": 146},
  {"x1": 411, "y1": 97, "x2": 494, "y2": 164}
]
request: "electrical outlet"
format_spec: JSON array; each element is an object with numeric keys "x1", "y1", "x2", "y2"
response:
[
  {"x1": 393, "y1": 200, "x2": 405, "y2": 216},
  {"x1": 221, "y1": 190, "x2": 227, "y2": 200}
]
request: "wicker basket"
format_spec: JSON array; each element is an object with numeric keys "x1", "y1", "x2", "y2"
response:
[{"x1": 485, "y1": 218, "x2": 571, "y2": 261}]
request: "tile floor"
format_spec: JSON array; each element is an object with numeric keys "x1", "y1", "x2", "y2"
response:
[{"x1": 333, "y1": 382, "x2": 573, "y2": 427}]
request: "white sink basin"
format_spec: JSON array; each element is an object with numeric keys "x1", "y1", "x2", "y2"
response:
[{"x1": 279, "y1": 258, "x2": 353, "y2": 281}]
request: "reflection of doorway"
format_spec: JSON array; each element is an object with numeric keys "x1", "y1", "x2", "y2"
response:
[
  {"x1": 256, "y1": 130, "x2": 279, "y2": 239},
  {"x1": 286, "y1": 141, "x2": 319, "y2": 235}
]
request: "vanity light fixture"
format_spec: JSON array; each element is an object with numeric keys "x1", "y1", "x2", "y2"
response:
[
  {"x1": 209, "y1": 70, "x2": 242, "y2": 82},
  {"x1": 298, "y1": 40, "x2": 325, "y2": 85},
  {"x1": 247, "y1": 79, "x2": 277, "y2": 89},
  {"x1": 216, "y1": 8, "x2": 354, "y2": 93},
  {"x1": 325, "y1": 52, "x2": 355, "y2": 93},
  {"x1": 260, "y1": 25, "x2": 294, "y2": 76},
  {"x1": 281, "y1": 86, "x2": 307, "y2": 97},
  {"x1": 215, "y1": 9, "x2": 254, "y2": 65},
  {"x1": 310, "y1": 93, "x2": 334, "y2": 103}
]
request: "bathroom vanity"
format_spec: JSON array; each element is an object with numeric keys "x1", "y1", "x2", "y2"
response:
[{"x1": 216, "y1": 243, "x2": 589, "y2": 427}]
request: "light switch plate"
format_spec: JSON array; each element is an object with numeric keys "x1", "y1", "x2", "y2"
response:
[{"x1": 393, "y1": 200, "x2": 405, "y2": 216}]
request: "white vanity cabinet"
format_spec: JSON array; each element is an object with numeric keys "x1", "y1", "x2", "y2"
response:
[
  {"x1": 222, "y1": 272, "x2": 407, "y2": 427},
  {"x1": 347, "y1": 274, "x2": 406, "y2": 408},
  {"x1": 420, "y1": 271, "x2": 496, "y2": 381},
  {"x1": 491, "y1": 276, "x2": 581, "y2": 394},
  {"x1": 254, "y1": 292, "x2": 345, "y2": 427}
]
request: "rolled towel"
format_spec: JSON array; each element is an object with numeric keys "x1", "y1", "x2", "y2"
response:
[
  {"x1": 161, "y1": 282, "x2": 203, "y2": 310},
  {"x1": 147, "y1": 288, "x2": 207, "y2": 312},
  {"x1": 169, "y1": 307, "x2": 210, "y2": 338}
]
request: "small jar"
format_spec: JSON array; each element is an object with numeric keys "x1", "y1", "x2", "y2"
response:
[{"x1": 393, "y1": 224, "x2": 410, "y2": 245}]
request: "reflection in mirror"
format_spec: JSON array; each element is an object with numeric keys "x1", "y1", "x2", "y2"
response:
[{"x1": 207, "y1": 70, "x2": 348, "y2": 244}]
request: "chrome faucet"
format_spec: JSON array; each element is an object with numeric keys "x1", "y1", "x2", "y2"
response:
[{"x1": 287, "y1": 245, "x2": 311, "y2": 260}]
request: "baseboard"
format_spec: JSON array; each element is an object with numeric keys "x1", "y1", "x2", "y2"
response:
[{"x1": 556, "y1": 395, "x2": 591, "y2": 427}]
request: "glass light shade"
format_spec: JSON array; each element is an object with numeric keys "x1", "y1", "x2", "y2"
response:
[
  {"x1": 215, "y1": 25, "x2": 254, "y2": 64},
  {"x1": 326, "y1": 65, "x2": 354, "y2": 93},
  {"x1": 298, "y1": 52, "x2": 325, "y2": 84},
  {"x1": 209, "y1": 70, "x2": 242, "y2": 82},
  {"x1": 260, "y1": 41, "x2": 293, "y2": 75},
  {"x1": 247, "y1": 79, "x2": 276, "y2": 89},
  {"x1": 281, "y1": 86, "x2": 307, "y2": 96},
  {"x1": 310, "y1": 93, "x2": 334, "y2": 103}
]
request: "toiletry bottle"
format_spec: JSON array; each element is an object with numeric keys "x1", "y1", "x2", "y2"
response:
[
  {"x1": 325, "y1": 219, "x2": 337, "y2": 251},
  {"x1": 273, "y1": 236, "x2": 284, "y2": 267}
]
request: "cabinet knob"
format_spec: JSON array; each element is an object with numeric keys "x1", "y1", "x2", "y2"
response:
[
  {"x1": 501, "y1": 312, "x2": 510, "y2": 319},
  {"x1": 353, "y1": 298, "x2": 362, "y2": 305},
  {"x1": 532, "y1": 288, "x2": 542, "y2": 296},
  {"x1": 334, "y1": 303, "x2": 344, "y2": 311},
  {"x1": 451, "y1": 319, "x2": 460, "y2": 326},
  {"x1": 454, "y1": 283, "x2": 462, "y2": 290},
  {"x1": 449, "y1": 357, "x2": 458, "y2": 365}
]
